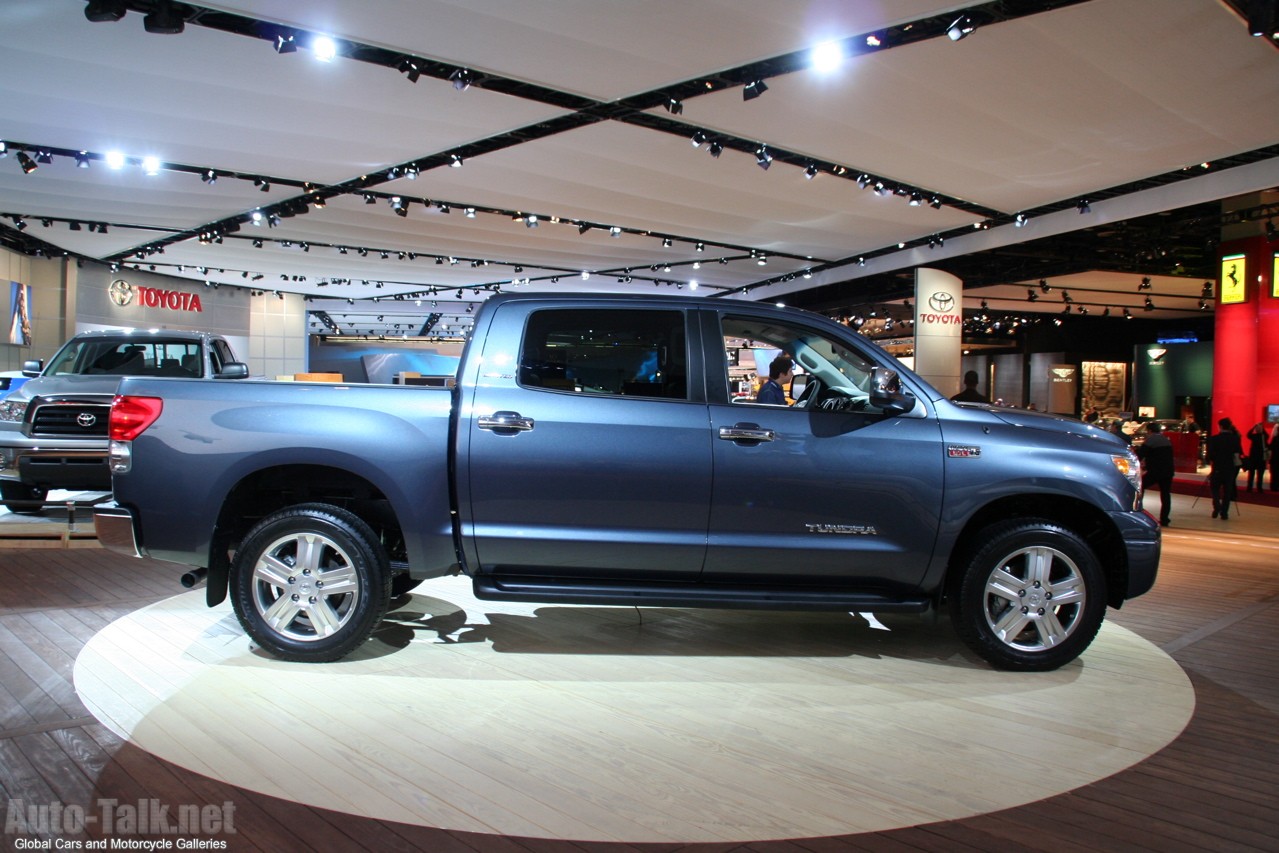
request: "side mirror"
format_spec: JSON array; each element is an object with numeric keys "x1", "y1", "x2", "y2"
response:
[
  {"x1": 869, "y1": 366, "x2": 916, "y2": 416},
  {"x1": 214, "y1": 362, "x2": 250, "y2": 379},
  {"x1": 21, "y1": 360, "x2": 43, "y2": 378}
]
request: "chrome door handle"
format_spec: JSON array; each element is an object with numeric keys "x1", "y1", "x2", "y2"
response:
[
  {"x1": 719, "y1": 424, "x2": 775, "y2": 443},
  {"x1": 478, "y1": 411, "x2": 535, "y2": 432}
]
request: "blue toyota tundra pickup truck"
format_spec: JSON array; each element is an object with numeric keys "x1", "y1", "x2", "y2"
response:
[{"x1": 94, "y1": 293, "x2": 1160, "y2": 671}]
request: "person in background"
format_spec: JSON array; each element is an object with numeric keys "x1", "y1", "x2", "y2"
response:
[
  {"x1": 950, "y1": 370, "x2": 988, "y2": 403},
  {"x1": 1083, "y1": 405, "x2": 1100, "y2": 424},
  {"x1": 1206, "y1": 417, "x2": 1243, "y2": 520},
  {"x1": 1109, "y1": 420, "x2": 1131, "y2": 446},
  {"x1": 1270, "y1": 422, "x2": 1279, "y2": 493},
  {"x1": 1245, "y1": 418, "x2": 1269, "y2": 491},
  {"x1": 756, "y1": 355, "x2": 793, "y2": 405},
  {"x1": 1137, "y1": 422, "x2": 1174, "y2": 527}
]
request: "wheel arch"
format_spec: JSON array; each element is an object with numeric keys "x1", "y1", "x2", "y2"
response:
[
  {"x1": 946, "y1": 494, "x2": 1130, "y2": 609},
  {"x1": 204, "y1": 464, "x2": 404, "y2": 607}
]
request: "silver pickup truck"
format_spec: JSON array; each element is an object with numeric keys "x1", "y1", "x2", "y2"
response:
[
  {"x1": 0, "y1": 329, "x2": 247, "y2": 513},
  {"x1": 94, "y1": 293, "x2": 1161, "y2": 671}
]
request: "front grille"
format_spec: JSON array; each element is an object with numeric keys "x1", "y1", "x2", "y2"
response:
[{"x1": 31, "y1": 403, "x2": 111, "y2": 437}]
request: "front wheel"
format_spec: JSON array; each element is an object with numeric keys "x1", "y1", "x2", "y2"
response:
[
  {"x1": 231, "y1": 503, "x2": 391, "y2": 662},
  {"x1": 951, "y1": 519, "x2": 1107, "y2": 671},
  {"x1": 1, "y1": 481, "x2": 48, "y2": 515}
]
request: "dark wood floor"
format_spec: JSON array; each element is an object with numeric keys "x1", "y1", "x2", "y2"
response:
[{"x1": 1, "y1": 529, "x2": 1276, "y2": 853}]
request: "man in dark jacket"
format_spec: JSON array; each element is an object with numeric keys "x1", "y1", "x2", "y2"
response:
[
  {"x1": 1206, "y1": 417, "x2": 1244, "y2": 520},
  {"x1": 1138, "y1": 422, "x2": 1175, "y2": 526},
  {"x1": 756, "y1": 355, "x2": 794, "y2": 405}
]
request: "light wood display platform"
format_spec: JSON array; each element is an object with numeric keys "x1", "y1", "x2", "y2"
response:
[{"x1": 74, "y1": 577, "x2": 1194, "y2": 844}]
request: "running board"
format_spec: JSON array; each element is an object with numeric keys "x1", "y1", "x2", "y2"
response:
[{"x1": 473, "y1": 575, "x2": 930, "y2": 613}]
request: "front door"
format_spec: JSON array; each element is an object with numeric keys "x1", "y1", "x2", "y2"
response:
[{"x1": 704, "y1": 312, "x2": 944, "y2": 594}]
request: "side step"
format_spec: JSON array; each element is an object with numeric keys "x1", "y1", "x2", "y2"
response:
[{"x1": 473, "y1": 575, "x2": 930, "y2": 613}]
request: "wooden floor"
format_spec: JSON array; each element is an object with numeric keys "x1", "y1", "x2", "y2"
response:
[{"x1": 1, "y1": 517, "x2": 1277, "y2": 851}]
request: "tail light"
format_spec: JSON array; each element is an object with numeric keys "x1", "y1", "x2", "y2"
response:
[{"x1": 109, "y1": 395, "x2": 164, "y2": 441}]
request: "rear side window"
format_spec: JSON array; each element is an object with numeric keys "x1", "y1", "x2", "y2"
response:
[{"x1": 519, "y1": 309, "x2": 688, "y2": 400}]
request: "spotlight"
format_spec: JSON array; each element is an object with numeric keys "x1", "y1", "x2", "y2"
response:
[
  {"x1": 364, "y1": 193, "x2": 376, "y2": 204},
  {"x1": 143, "y1": 1, "x2": 185, "y2": 34},
  {"x1": 464, "y1": 207, "x2": 476, "y2": 218},
  {"x1": 1138, "y1": 276, "x2": 1152, "y2": 291},
  {"x1": 274, "y1": 34, "x2": 297, "y2": 53},
  {"x1": 929, "y1": 195, "x2": 943, "y2": 209},
  {"x1": 311, "y1": 36, "x2": 337, "y2": 62},
  {"x1": 255, "y1": 178, "x2": 270, "y2": 192},
  {"x1": 1144, "y1": 296, "x2": 1155, "y2": 311},
  {"x1": 17, "y1": 152, "x2": 37, "y2": 174},
  {"x1": 1014, "y1": 213, "x2": 1028, "y2": 227},
  {"x1": 810, "y1": 40, "x2": 844, "y2": 73},
  {"x1": 76, "y1": 151, "x2": 92, "y2": 168},
  {"x1": 662, "y1": 238, "x2": 672, "y2": 247},
  {"x1": 664, "y1": 98, "x2": 683, "y2": 115},
  {"x1": 691, "y1": 131, "x2": 707, "y2": 148},
  {"x1": 1062, "y1": 290, "x2": 1073, "y2": 303},
  {"x1": 399, "y1": 59, "x2": 421, "y2": 83},
  {"x1": 707, "y1": 141, "x2": 723, "y2": 158},
  {"x1": 804, "y1": 163, "x2": 818, "y2": 180},
  {"x1": 13, "y1": 217, "x2": 27, "y2": 231},
  {"x1": 141, "y1": 156, "x2": 161, "y2": 175},
  {"x1": 1201, "y1": 281, "x2": 1214, "y2": 297},
  {"x1": 35, "y1": 151, "x2": 53, "y2": 165},
  {"x1": 449, "y1": 154, "x2": 464, "y2": 168},
  {"x1": 525, "y1": 214, "x2": 538, "y2": 228},
  {"x1": 1267, "y1": 220, "x2": 1277, "y2": 242},
  {"x1": 449, "y1": 68, "x2": 473, "y2": 91},
  {"x1": 1039, "y1": 280, "x2": 1052, "y2": 293},
  {"x1": 0, "y1": 141, "x2": 6, "y2": 157},
  {"x1": 756, "y1": 255, "x2": 767, "y2": 266},
  {"x1": 742, "y1": 79, "x2": 768, "y2": 101},
  {"x1": 1077, "y1": 199, "x2": 1091, "y2": 214},
  {"x1": 609, "y1": 226, "x2": 622, "y2": 237},
  {"x1": 84, "y1": 0, "x2": 127, "y2": 22},
  {"x1": 754, "y1": 145, "x2": 772, "y2": 170},
  {"x1": 909, "y1": 192, "x2": 922, "y2": 206},
  {"x1": 201, "y1": 169, "x2": 217, "y2": 184},
  {"x1": 947, "y1": 15, "x2": 975, "y2": 41},
  {"x1": 578, "y1": 222, "x2": 591, "y2": 235},
  {"x1": 695, "y1": 242, "x2": 704, "y2": 252}
]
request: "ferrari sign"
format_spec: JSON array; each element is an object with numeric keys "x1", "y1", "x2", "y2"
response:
[{"x1": 1220, "y1": 254, "x2": 1246, "y2": 304}]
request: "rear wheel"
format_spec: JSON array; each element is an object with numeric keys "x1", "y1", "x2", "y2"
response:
[
  {"x1": 951, "y1": 519, "x2": 1107, "y2": 671},
  {"x1": 231, "y1": 503, "x2": 390, "y2": 662},
  {"x1": 1, "y1": 482, "x2": 48, "y2": 515}
]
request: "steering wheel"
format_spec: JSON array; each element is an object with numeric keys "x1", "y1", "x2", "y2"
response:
[{"x1": 793, "y1": 375, "x2": 823, "y2": 409}]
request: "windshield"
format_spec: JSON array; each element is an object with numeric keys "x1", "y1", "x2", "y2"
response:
[{"x1": 45, "y1": 339, "x2": 205, "y2": 378}]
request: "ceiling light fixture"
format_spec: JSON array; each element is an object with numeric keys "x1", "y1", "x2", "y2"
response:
[
  {"x1": 664, "y1": 97, "x2": 683, "y2": 115},
  {"x1": 201, "y1": 169, "x2": 217, "y2": 184},
  {"x1": 707, "y1": 140, "x2": 723, "y2": 158},
  {"x1": 755, "y1": 145, "x2": 772, "y2": 170},
  {"x1": 142, "y1": 0, "x2": 184, "y2": 33},
  {"x1": 449, "y1": 154, "x2": 464, "y2": 168},
  {"x1": 609, "y1": 226, "x2": 622, "y2": 237},
  {"x1": 1014, "y1": 213, "x2": 1028, "y2": 227},
  {"x1": 810, "y1": 40, "x2": 844, "y2": 73},
  {"x1": 449, "y1": 68, "x2": 473, "y2": 91},
  {"x1": 804, "y1": 163, "x2": 818, "y2": 180},
  {"x1": 1077, "y1": 199, "x2": 1091, "y2": 214},
  {"x1": 76, "y1": 151, "x2": 93, "y2": 168},
  {"x1": 929, "y1": 195, "x2": 943, "y2": 209},
  {"x1": 742, "y1": 79, "x2": 768, "y2": 101},
  {"x1": 947, "y1": 15, "x2": 975, "y2": 41},
  {"x1": 311, "y1": 35, "x2": 338, "y2": 62},
  {"x1": 464, "y1": 207, "x2": 476, "y2": 218},
  {"x1": 691, "y1": 131, "x2": 707, "y2": 148},
  {"x1": 17, "y1": 152, "x2": 37, "y2": 173},
  {"x1": 274, "y1": 33, "x2": 296, "y2": 53},
  {"x1": 84, "y1": 0, "x2": 127, "y2": 22},
  {"x1": 141, "y1": 155, "x2": 161, "y2": 175},
  {"x1": 399, "y1": 59, "x2": 420, "y2": 83}
]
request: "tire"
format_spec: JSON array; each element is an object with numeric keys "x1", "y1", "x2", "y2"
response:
[
  {"x1": 1, "y1": 482, "x2": 48, "y2": 515},
  {"x1": 230, "y1": 503, "x2": 391, "y2": 662},
  {"x1": 951, "y1": 519, "x2": 1107, "y2": 671}
]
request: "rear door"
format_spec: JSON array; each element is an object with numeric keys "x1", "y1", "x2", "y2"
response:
[
  {"x1": 703, "y1": 310, "x2": 944, "y2": 594},
  {"x1": 461, "y1": 302, "x2": 711, "y2": 579}
]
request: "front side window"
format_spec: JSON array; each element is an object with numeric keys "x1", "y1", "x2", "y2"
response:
[
  {"x1": 721, "y1": 315, "x2": 887, "y2": 413},
  {"x1": 519, "y1": 309, "x2": 688, "y2": 400}
]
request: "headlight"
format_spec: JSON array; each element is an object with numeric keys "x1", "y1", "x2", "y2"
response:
[
  {"x1": 1111, "y1": 452, "x2": 1142, "y2": 493},
  {"x1": 0, "y1": 400, "x2": 27, "y2": 422}
]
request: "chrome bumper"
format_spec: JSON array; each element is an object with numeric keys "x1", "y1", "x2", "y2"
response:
[{"x1": 94, "y1": 503, "x2": 146, "y2": 558}]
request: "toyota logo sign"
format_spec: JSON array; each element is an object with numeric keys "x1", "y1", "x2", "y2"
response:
[
  {"x1": 927, "y1": 291, "x2": 955, "y2": 313},
  {"x1": 108, "y1": 279, "x2": 134, "y2": 307},
  {"x1": 77, "y1": 412, "x2": 97, "y2": 428}
]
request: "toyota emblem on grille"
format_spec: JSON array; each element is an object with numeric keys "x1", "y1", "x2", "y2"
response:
[{"x1": 77, "y1": 412, "x2": 97, "y2": 428}]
